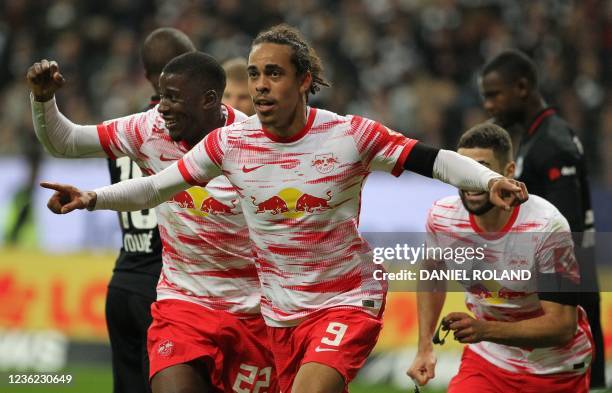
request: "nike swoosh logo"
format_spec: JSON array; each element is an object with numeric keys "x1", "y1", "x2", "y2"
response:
[
  {"x1": 242, "y1": 165, "x2": 264, "y2": 173},
  {"x1": 314, "y1": 346, "x2": 338, "y2": 352},
  {"x1": 160, "y1": 154, "x2": 175, "y2": 161}
]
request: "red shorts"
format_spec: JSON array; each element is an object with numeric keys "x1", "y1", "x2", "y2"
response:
[
  {"x1": 448, "y1": 347, "x2": 590, "y2": 393},
  {"x1": 267, "y1": 307, "x2": 383, "y2": 393},
  {"x1": 147, "y1": 299, "x2": 278, "y2": 393}
]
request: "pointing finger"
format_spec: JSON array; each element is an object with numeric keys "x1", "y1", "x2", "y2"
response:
[{"x1": 40, "y1": 181, "x2": 69, "y2": 193}]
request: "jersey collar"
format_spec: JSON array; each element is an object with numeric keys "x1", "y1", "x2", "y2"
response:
[
  {"x1": 527, "y1": 108, "x2": 556, "y2": 136},
  {"x1": 262, "y1": 107, "x2": 317, "y2": 143},
  {"x1": 223, "y1": 103, "x2": 236, "y2": 126},
  {"x1": 469, "y1": 205, "x2": 521, "y2": 240}
]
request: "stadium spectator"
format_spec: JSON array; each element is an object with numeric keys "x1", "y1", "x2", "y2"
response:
[
  {"x1": 1, "y1": 1, "x2": 608, "y2": 190},
  {"x1": 479, "y1": 49, "x2": 604, "y2": 387},
  {"x1": 408, "y1": 123, "x2": 593, "y2": 393},
  {"x1": 40, "y1": 24, "x2": 527, "y2": 393},
  {"x1": 222, "y1": 57, "x2": 255, "y2": 115},
  {"x1": 27, "y1": 51, "x2": 277, "y2": 393}
]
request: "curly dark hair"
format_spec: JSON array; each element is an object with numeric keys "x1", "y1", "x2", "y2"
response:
[{"x1": 252, "y1": 24, "x2": 331, "y2": 96}]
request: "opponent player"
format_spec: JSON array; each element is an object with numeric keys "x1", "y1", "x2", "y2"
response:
[
  {"x1": 479, "y1": 49, "x2": 604, "y2": 387},
  {"x1": 40, "y1": 25, "x2": 526, "y2": 393},
  {"x1": 407, "y1": 123, "x2": 592, "y2": 392},
  {"x1": 28, "y1": 52, "x2": 277, "y2": 393},
  {"x1": 222, "y1": 57, "x2": 255, "y2": 115}
]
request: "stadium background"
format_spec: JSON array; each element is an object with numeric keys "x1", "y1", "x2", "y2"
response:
[{"x1": 0, "y1": 0, "x2": 610, "y2": 392}]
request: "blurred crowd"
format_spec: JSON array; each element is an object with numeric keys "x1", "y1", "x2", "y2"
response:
[{"x1": 1, "y1": 0, "x2": 610, "y2": 184}]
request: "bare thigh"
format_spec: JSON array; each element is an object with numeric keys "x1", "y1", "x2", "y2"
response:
[
  {"x1": 151, "y1": 360, "x2": 214, "y2": 393},
  {"x1": 291, "y1": 362, "x2": 344, "y2": 393}
]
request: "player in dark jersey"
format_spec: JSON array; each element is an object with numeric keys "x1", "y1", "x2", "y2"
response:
[
  {"x1": 28, "y1": 28, "x2": 195, "y2": 393},
  {"x1": 479, "y1": 49, "x2": 604, "y2": 388}
]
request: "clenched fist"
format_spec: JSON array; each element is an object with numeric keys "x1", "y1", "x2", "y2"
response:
[{"x1": 26, "y1": 59, "x2": 65, "y2": 102}]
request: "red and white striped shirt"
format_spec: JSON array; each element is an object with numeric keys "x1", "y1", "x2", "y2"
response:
[
  {"x1": 427, "y1": 194, "x2": 592, "y2": 375},
  {"x1": 96, "y1": 105, "x2": 261, "y2": 316},
  {"x1": 179, "y1": 107, "x2": 417, "y2": 326}
]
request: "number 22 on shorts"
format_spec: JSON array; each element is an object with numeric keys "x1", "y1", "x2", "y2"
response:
[
  {"x1": 317, "y1": 322, "x2": 348, "y2": 351},
  {"x1": 232, "y1": 364, "x2": 271, "y2": 393}
]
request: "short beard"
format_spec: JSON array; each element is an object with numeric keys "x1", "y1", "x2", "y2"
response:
[{"x1": 459, "y1": 191, "x2": 495, "y2": 216}]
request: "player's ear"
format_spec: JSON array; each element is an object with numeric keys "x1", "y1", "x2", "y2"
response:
[
  {"x1": 516, "y1": 77, "x2": 530, "y2": 99},
  {"x1": 299, "y1": 71, "x2": 312, "y2": 96},
  {"x1": 505, "y1": 160, "x2": 516, "y2": 178},
  {"x1": 201, "y1": 89, "x2": 218, "y2": 110}
]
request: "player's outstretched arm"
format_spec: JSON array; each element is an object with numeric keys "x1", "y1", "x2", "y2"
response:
[
  {"x1": 41, "y1": 161, "x2": 191, "y2": 214},
  {"x1": 445, "y1": 300, "x2": 577, "y2": 347},
  {"x1": 403, "y1": 144, "x2": 528, "y2": 210},
  {"x1": 41, "y1": 182, "x2": 97, "y2": 214},
  {"x1": 27, "y1": 59, "x2": 105, "y2": 158}
]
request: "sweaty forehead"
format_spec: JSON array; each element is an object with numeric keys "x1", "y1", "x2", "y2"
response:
[{"x1": 248, "y1": 43, "x2": 293, "y2": 69}]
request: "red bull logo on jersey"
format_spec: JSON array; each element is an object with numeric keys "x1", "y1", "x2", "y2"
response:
[
  {"x1": 467, "y1": 283, "x2": 493, "y2": 299},
  {"x1": 312, "y1": 153, "x2": 339, "y2": 174},
  {"x1": 169, "y1": 190, "x2": 195, "y2": 208},
  {"x1": 497, "y1": 287, "x2": 528, "y2": 300},
  {"x1": 252, "y1": 188, "x2": 332, "y2": 218},
  {"x1": 468, "y1": 280, "x2": 507, "y2": 305},
  {"x1": 201, "y1": 197, "x2": 237, "y2": 215},
  {"x1": 296, "y1": 191, "x2": 332, "y2": 213},
  {"x1": 251, "y1": 196, "x2": 289, "y2": 215},
  {"x1": 168, "y1": 187, "x2": 236, "y2": 216}
]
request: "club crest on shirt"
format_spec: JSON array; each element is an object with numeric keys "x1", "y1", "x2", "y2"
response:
[
  {"x1": 312, "y1": 153, "x2": 339, "y2": 174},
  {"x1": 157, "y1": 339, "x2": 174, "y2": 357}
]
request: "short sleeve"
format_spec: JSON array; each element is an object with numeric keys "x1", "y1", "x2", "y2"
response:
[
  {"x1": 535, "y1": 211, "x2": 580, "y2": 284},
  {"x1": 349, "y1": 115, "x2": 418, "y2": 176},
  {"x1": 177, "y1": 128, "x2": 225, "y2": 186},
  {"x1": 97, "y1": 109, "x2": 155, "y2": 160}
]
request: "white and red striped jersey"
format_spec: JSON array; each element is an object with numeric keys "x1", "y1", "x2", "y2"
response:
[
  {"x1": 178, "y1": 107, "x2": 418, "y2": 326},
  {"x1": 96, "y1": 105, "x2": 261, "y2": 316},
  {"x1": 427, "y1": 194, "x2": 592, "y2": 375}
]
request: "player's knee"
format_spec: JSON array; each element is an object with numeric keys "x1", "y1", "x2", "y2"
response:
[{"x1": 292, "y1": 363, "x2": 345, "y2": 393}]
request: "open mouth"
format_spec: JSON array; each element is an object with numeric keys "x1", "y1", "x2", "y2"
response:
[
  {"x1": 254, "y1": 98, "x2": 276, "y2": 113},
  {"x1": 163, "y1": 118, "x2": 177, "y2": 129}
]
